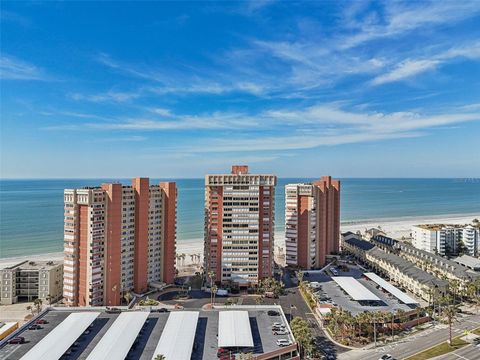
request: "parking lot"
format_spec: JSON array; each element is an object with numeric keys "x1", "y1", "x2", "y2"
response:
[
  {"x1": 304, "y1": 264, "x2": 417, "y2": 316},
  {"x1": 0, "y1": 307, "x2": 299, "y2": 360}
]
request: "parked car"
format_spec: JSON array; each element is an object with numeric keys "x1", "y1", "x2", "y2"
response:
[
  {"x1": 28, "y1": 324, "x2": 42, "y2": 330},
  {"x1": 267, "y1": 310, "x2": 280, "y2": 316},
  {"x1": 35, "y1": 319, "x2": 49, "y2": 324},
  {"x1": 105, "y1": 307, "x2": 122, "y2": 314},
  {"x1": 272, "y1": 322, "x2": 285, "y2": 327},
  {"x1": 7, "y1": 337, "x2": 25, "y2": 344},
  {"x1": 217, "y1": 348, "x2": 230, "y2": 357},
  {"x1": 273, "y1": 329, "x2": 289, "y2": 335},
  {"x1": 152, "y1": 308, "x2": 169, "y2": 313},
  {"x1": 276, "y1": 339, "x2": 293, "y2": 347}
]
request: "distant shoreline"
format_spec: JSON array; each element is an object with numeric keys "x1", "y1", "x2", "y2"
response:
[{"x1": 1, "y1": 212, "x2": 477, "y2": 269}]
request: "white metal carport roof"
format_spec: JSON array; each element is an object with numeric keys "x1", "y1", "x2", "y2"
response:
[
  {"x1": 86, "y1": 311, "x2": 149, "y2": 360},
  {"x1": 332, "y1": 276, "x2": 381, "y2": 301},
  {"x1": 20, "y1": 312, "x2": 100, "y2": 360},
  {"x1": 364, "y1": 272, "x2": 418, "y2": 304},
  {"x1": 152, "y1": 311, "x2": 199, "y2": 360},
  {"x1": 218, "y1": 311, "x2": 254, "y2": 348}
]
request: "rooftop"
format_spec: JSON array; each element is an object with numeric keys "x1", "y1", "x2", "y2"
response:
[
  {"x1": 1, "y1": 260, "x2": 63, "y2": 271},
  {"x1": 397, "y1": 243, "x2": 480, "y2": 281},
  {"x1": 413, "y1": 223, "x2": 465, "y2": 231},
  {"x1": 453, "y1": 255, "x2": 480, "y2": 271},
  {"x1": 367, "y1": 248, "x2": 448, "y2": 288},
  {"x1": 344, "y1": 237, "x2": 375, "y2": 251}
]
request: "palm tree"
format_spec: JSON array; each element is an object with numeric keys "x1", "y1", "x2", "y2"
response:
[
  {"x1": 26, "y1": 305, "x2": 35, "y2": 316},
  {"x1": 45, "y1": 294, "x2": 53, "y2": 305},
  {"x1": 33, "y1": 298, "x2": 43, "y2": 314},
  {"x1": 208, "y1": 271, "x2": 215, "y2": 306},
  {"x1": 154, "y1": 355, "x2": 166, "y2": 360},
  {"x1": 291, "y1": 317, "x2": 314, "y2": 356},
  {"x1": 212, "y1": 284, "x2": 218, "y2": 306},
  {"x1": 443, "y1": 304, "x2": 459, "y2": 345},
  {"x1": 124, "y1": 291, "x2": 133, "y2": 305}
]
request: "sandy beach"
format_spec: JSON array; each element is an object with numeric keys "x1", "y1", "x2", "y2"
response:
[{"x1": 1, "y1": 213, "x2": 478, "y2": 271}]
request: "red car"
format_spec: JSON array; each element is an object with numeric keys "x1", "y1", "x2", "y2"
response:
[
  {"x1": 217, "y1": 348, "x2": 229, "y2": 358},
  {"x1": 8, "y1": 337, "x2": 25, "y2": 344},
  {"x1": 219, "y1": 356, "x2": 236, "y2": 360},
  {"x1": 36, "y1": 319, "x2": 48, "y2": 324}
]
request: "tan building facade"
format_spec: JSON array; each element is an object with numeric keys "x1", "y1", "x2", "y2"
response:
[
  {"x1": 204, "y1": 165, "x2": 277, "y2": 286},
  {"x1": 284, "y1": 177, "x2": 341, "y2": 269},
  {"x1": 1, "y1": 260, "x2": 63, "y2": 305},
  {"x1": 63, "y1": 178, "x2": 176, "y2": 307}
]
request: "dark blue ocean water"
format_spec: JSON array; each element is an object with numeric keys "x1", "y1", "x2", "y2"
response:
[{"x1": 1, "y1": 178, "x2": 479, "y2": 258}]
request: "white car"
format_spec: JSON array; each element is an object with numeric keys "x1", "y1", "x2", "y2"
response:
[
  {"x1": 272, "y1": 322, "x2": 285, "y2": 327},
  {"x1": 273, "y1": 329, "x2": 289, "y2": 335},
  {"x1": 276, "y1": 339, "x2": 292, "y2": 347}
]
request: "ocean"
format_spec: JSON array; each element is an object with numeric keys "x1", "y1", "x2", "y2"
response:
[{"x1": 1, "y1": 178, "x2": 479, "y2": 258}]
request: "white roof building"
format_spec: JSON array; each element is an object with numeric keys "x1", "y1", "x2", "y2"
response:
[
  {"x1": 332, "y1": 277, "x2": 380, "y2": 301},
  {"x1": 20, "y1": 312, "x2": 100, "y2": 360},
  {"x1": 218, "y1": 311, "x2": 254, "y2": 348},
  {"x1": 364, "y1": 272, "x2": 418, "y2": 304},
  {"x1": 152, "y1": 311, "x2": 199, "y2": 360},
  {"x1": 86, "y1": 311, "x2": 150, "y2": 360}
]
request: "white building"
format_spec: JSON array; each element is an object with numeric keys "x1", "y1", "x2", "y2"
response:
[
  {"x1": 412, "y1": 224, "x2": 479, "y2": 256},
  {"x1": 1, "y1": 260, "x2": 63, "y2": 305}
]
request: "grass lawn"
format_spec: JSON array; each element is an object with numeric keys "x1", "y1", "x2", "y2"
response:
[{"x1": 405, "y1": 337, "x2": 469, "y2": 360}]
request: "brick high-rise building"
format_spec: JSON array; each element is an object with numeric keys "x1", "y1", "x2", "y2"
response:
[
  {"x1": 204, "y1": 166, "x2": 277, "y2": 286},
  {"x1": 63, "y1": 178, "x2": 176, "y2": 307},
  {"x1": 285, "y1": 176, "x2": 340, "y2": 269}
]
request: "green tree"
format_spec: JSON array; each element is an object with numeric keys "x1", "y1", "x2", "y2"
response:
[
  {"x1": 443, "y1": 304, "x2": 459, "y2": 345},
  {"x1": 124, "y1": 291, "x2": 133, "y2": 305},
  {"x1": 154, "y1": 355, "x2": 166, "y2": 360},
  {"x1": 238, "y1": 352, "x2": 254, "y2": 360},
  {"x1": 290, "y1": 316, "x2": 314, "y2": 356}
]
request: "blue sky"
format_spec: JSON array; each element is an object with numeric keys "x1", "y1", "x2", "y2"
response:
[{"x1": 1, "y1": 1, "x2": 480, "y2": 178}]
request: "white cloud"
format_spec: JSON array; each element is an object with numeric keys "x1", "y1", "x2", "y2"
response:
[
  {"x1": 43, "y1": 104, "x2": 480, "y2": 153},
  {"x1": 371, "y1": 59, "x2": 440, "y2": 85},
  {"x1": 0, "y1": 55, "x2": 51, "y2": 81},
  {"x1": 371, "y1": 41, "x2": 480, "y2": 85},
  {"x1": 69, "y1": 90, "x2": 141, "y2": 103},
  {"x1": 341, "y1": 1, "x2": 480, "y2": 49}
]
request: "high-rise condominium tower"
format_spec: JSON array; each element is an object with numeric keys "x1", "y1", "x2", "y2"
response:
[
  {"x1": 63, "y1": 178, "x2": 176, "y2": 307},
  {"x1": 285, "y1": 176, "x2": 340, "y2": 269},
  {"x1": 204, "y1": 165, "x2": 277, "y2": 286}
]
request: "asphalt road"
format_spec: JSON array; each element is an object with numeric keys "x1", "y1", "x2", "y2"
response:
[
  {"x1": 436, "y1": 343, "x2": 480, "y2": 360},
  {"x1": 339, "y1": 313, "x2": 480, "y2": 360}
]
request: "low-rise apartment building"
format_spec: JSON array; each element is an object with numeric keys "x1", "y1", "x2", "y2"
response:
[
  {"x1": 1, "y1": 260, "x2": 63, "y2": 305},
  {"x1": 366, "y1": 248, "x2": 447, "y2": 302},
  {"x1": 397, "y1": 243, "x2": 480, "y2": 292},
  {"x1": 342, "y1": 237, "x2": 375, "y2": 263}
]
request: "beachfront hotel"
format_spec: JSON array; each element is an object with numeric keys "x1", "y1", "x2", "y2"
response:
[
  {"x1": 204, "y1": 165, "x2": 277, "y2": 286},
  {"x1": 63, "y1": 178, "x2": 176, "y2": 307},
  {"x1": 284, "y1": 177, "x2": 341, "y2": 269}
]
